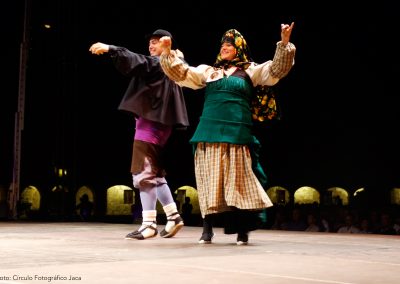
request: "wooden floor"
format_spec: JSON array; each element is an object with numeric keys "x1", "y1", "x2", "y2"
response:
[{"x1": 0, "y1": 221, "x2": 399, "y2": 284}]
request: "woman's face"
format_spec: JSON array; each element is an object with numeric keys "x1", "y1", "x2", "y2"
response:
[{"x1": 220, "y1": 42, "x2": 237, "y2": 61}]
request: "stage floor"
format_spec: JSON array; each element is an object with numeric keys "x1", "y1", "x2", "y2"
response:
[{"x1": 0, "y1": 221, "x2": 399, "y2": 284}]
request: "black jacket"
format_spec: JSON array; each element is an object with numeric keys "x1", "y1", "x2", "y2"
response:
[{"x1": 109, "y1": 45, "x2": 189, "y2": 128}]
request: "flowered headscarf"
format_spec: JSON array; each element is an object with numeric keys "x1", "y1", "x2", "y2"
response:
[{"x1": 214, "y1": 29, "x2": 253, "y2": 70}]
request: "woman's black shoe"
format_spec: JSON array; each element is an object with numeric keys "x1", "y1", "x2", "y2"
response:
[
  {"x1": 236, "y1": 232, "x2": 248, "y2": 245},
  {"x1": 198, "y1": 232, "x2": 215, "y2": 244}
]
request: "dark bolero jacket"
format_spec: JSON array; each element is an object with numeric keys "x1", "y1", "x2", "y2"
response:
[{"x1": 108, "y1": 45, "x2": 189, "y2": 128}]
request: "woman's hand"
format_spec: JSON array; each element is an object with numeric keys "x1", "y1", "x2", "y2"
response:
[
  {"x1": 159, "y1": 36, "x2": 172, "y2": 54},
  {"x1": 281, "y1": 22, "x2": 294, "y2": 45}
]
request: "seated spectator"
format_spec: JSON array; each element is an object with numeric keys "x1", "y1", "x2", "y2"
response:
[
  {"x1": 304, "y1": 213, "x2": 320, "y2": 232},
  {"x1": 376, "y1": 212, "x2": 396, "y2": 235},
  {"x1": 358, "y1": 218, "x2": 373, "y2": 234},
  {"x1": 393, "y1": 214, "x2": 400, "y2": 235},
  {"x1": 270, "y1": 207, "x2": 286, "y2": 230},
  {"x1": 337, "y1": 214, "x2": 360, "y2": 233},
  {"x1": 318, "y1": 209, "x2": 331, "y2": 232},
  {"x1": 281, "y1": 208, "x2": 307, "y2": 231}
]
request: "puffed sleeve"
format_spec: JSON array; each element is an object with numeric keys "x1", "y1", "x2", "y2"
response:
[
  {"x1": 269, "y1": 41, "x2": 296, "y2": 79},
  {"x1": 160, "y1": 50, "x2": 212, "y2": 90},
  {"x1": 246, "y1": 41, "x2": 296, "y2": 86},
  {"x1": 159, "y1": 49, "x2": 189, "y2": 82},
  {"x1": 109, "y1": 45, "x2": 159, "y2": 76}
]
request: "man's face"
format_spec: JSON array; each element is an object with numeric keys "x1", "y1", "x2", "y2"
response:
[{"x1": 149, "y1": 37, "x2": 162, "y2": 56}]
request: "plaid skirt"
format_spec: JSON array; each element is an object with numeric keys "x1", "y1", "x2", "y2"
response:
[{"x1": 194, "y1": 142, "x2": 273, "y2": 218}]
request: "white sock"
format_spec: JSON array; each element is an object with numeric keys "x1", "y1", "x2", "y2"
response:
[
  {"x1": 163, "y1": 203, "x2": 182, "y2": 232},
  {"x1": 139, "y1": 210, "x2": 157, "y2": 238}
]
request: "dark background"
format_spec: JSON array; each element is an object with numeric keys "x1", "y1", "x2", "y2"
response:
[{"x1": 1, "y1": 1, "x2": 398, "y2": 200}]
